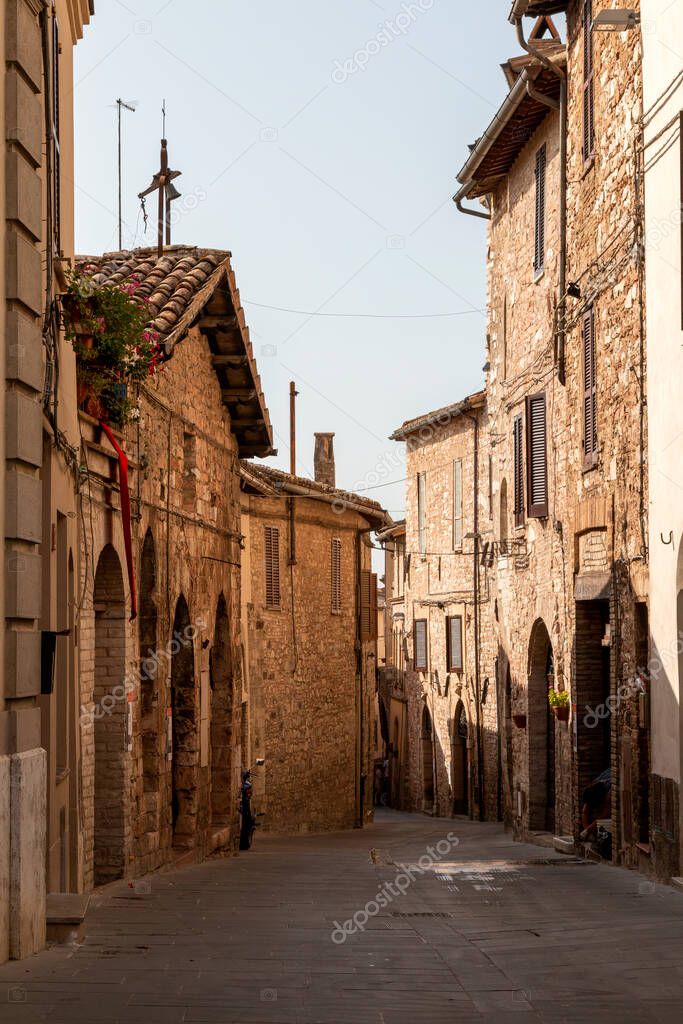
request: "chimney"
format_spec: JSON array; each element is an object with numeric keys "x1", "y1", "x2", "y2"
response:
[{"x1": 314, "y1": 433, "x2": 336, "y2": 488}]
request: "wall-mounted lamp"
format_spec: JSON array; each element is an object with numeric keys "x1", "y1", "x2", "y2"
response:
[
  {"x1": 592, "y1": 9, "x2": 640, "y2": 31},
  {"x1": 567, "y1": 281, "x2": 582, "y2": 299}
]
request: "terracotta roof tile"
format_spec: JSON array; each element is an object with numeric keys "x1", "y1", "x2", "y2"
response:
[{"x1": 76, "y1": 245, "x2": 274, "y2": 457}]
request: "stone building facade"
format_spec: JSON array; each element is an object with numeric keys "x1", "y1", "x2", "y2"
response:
[
  {"x1": 240, "y1": 450, "x2": 387, "y2": 834},
  {"x1": 1, "y1": 0, "x2": 92, "y2": 963},
  {"x1": 456, "y1": 5, "x2": 650, "y2": 867},
  {"x1": 75, "y1": 246, "x2": 273, "y2": 889},
  {"x1": 377, "y1": 520, "x2": 410, "y2": 810},
  {"x1": 388, "y1": 392, "x2": 500, "y2": 822}
]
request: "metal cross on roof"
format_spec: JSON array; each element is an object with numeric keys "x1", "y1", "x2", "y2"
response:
[{"x1": 138, "y1": 131, "x2": 182, "y2": 258}]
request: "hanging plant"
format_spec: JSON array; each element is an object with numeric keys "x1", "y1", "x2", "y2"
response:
[
  {"x1": 62, "y1": 270, "x2": 164, "y2": 425},
  {"x1": 548, "y1": 688, "x2": 570, "y2": 721}
]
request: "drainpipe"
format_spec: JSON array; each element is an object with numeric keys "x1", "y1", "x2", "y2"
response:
[
  {"x1": 512, "y1": 12, "x2": 568, "y2": 384},
  {"x1": 464, "y1": 411, "x2": 485, "y2": 822}
]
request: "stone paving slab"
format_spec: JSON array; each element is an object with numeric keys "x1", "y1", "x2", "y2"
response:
[{"x1": 1, "y1": 810, "x2": 683, "y2": 1023}]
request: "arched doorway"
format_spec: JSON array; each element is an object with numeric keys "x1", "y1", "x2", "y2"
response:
[
  {"x1": 421, "y1": 705, "x2": 434, "y2": 813},
  {"x1": 452, "y1": 702, "x2": 469, "y2": 815},
  {"x1": 93, "y1": 545, "x2": 126, "y2": 885},
  {"x1": 139, "y1": 531, "x2": 159, "y2": 807},
  {"x1": 528, "y1": 620, "x2": 555, "y2": 833},
  {"x1": 390, "y1": 716, "x2": 401, "y2": 807},
  {"x1": 171, "y1": 595, "x2": 197, "y2": 849},
  {"x1": 210, "y1": 594, "x2": 234, "y2": 827}
]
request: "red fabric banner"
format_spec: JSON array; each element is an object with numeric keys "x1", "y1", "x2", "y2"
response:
[{"x1": 99, "y1": 421, "x2": 137, "y2": 621}]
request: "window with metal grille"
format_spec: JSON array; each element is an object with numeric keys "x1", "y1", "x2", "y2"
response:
[
  {"x1": 331, "y1": 537, "x2": 342, "y2": 613},
  {"x1": 51, "y1": 10, "x2": 61, "y2": 254},
  {"x1": 453, "y1": 460, "x2": 463, "y2": 550},
  {"x1": 526, "y1": 393, "x2": 548, "y2": 518},
  {"x1": 414, "y1": 619, "x2": 428, "y2": 672},
  {"x1": 264, "y1": 526, "x2": 281, "y2": 608},
  {"x1": 513, "y1": 415, "x2": 524, "y2": 527},
  {"x1": 534, "y1": 144, "x2": 546, "y2": 275},
  {"x1": 446, "y1": 615, "x2": 463, "y2": 673},
  {"x1": 583, "y1": 0, "x2": 595, "y2": 162},
  {"x1": 417, "y1": 472, "x2": 427, "y2": 556},
  {"x1": 582, "y1": 307, "x2": 598, "y2": 467}
]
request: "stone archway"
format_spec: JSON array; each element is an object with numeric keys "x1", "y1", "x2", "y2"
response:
[
  {"x1": 171, "y1": 595, "x2": 197, "y2": 849},
  {"x1": 421, "y1": 705, "x2": 434, "y2": 813},
  {"x1": 210, "y1": 594, "x2": 234, "y2": 827},
  {"x1": 93, "y1": 545, "x2": 126, "y2": 886},
  {"x1": 139, "y1": 530, "x2": 159, "y2": 809},
  {"x1": 528, "y1": 619, "x2": 555, "y2": 833},
  {"x1": 452, "y1": 702, "x2": 469, "y2": 816}
]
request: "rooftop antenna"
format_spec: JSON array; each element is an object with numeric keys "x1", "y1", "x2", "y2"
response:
[
  {"x1": 137, "y1": 99, "x2": 182, "y2": 258},
  {"x1": 115, "y1": 98, "x2": 137, "y2": 250}
]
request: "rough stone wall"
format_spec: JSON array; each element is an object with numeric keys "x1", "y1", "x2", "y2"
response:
[
  {"x1": 79, "y1": 325, "x2": 243, "y2": 889},
  {"x1": 399, "y1": 408, "x2": 499, "y2": 822},
  {"x1": 563, "y1": 0, "x2": 648, "y2": 863},
  {"x1": 243, "y1": 495, "x2": 375, "y2": 834},
  {"x1": 484, "y1": 5, "x2": 648, "y2": 856},
  {"x1": 485, "y1": 105, "x2": 575, "y2": 836}
]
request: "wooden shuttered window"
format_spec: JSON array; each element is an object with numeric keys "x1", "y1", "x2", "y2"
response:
[
  {"x1": 582, "y1": 307, "x2": 598, "y2": 467},
  {"x1": 360, "y1": 570, "x2": 378, "y2": 640},
  {"x1": 331, "y1": 537, "x2": 342, "y2": 613},
  {"x1": 534, "y1": 144, "x2": 546, "y2": 275},
  {"x1": 513, "y1": 415, "x2": 524, "y2": 528},
  {"x1": 264, "y1": 526, "x2": 281, "y2": 608},
  {"x1": 453, "y1": 459, "x2": 463, "y2": 550},
  {"x1": 526, "y1": 393, "x2": 548, "y2": 518},
  {"x1": 446, "y1": 615, "x2": 463, "y2": 673},
  {"x1": 583, "y1": 0, "x2": 595, "y2": 162},
  {"x1": 413, "y1": 619, "x2": 428, "y2": 672}
]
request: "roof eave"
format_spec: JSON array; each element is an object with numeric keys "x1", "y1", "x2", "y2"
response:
[{"x1": 390, "y1": 391, "x2": 486, "y2": 442}]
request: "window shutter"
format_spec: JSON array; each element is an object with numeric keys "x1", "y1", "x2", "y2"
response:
[
  {"x1": 414, "y1": 619, "x2": 428, "y2": 672},
  {"x1": 582, "y1": 308, "x2": 598, "y2": 466},
  {"x1": 446, "y1": 616, "x2": 463, "y2": 672},
  {"x1": 534, "y1": 145, "x2": 546, "y2": 274},
  {"x1": 370, "y1": 573, "x2": 378, "y2": 640},
  {"x1": 526, "y1": 393, "x2": 548, "y2": 518},
  {"x1": 264, "y1": 526, "x2": 281, "y2": 608},
  {"x1": 513, "y1": 415, "x2": 524, "y2": 527},
  {"x1": 453, "y1": 460, "x2": 463, "y2": 549},
  {"x1": 583, "y1": 1, "x2": 595, "y2": 161},
  {"x1": 331, "y1": 538, "x2": 342, "y2": 613},
  {"x1": 360, "y1": 569, "x2": 372, "y2": 639}
]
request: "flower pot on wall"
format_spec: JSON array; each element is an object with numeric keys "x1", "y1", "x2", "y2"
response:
[
  {"x1": 553, "y1": 705, "x2": 570, "y2": 723},
  {"x1": 512, "y1": 713, "x2": 527, "y2": 729}
]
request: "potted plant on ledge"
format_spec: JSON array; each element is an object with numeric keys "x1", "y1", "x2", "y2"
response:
[
  {"x1": 548, "y1": 687, "x2": 570, "y2": 722},
  {"x1": 62, "y1": 269, "x2": 164, "y2": 426}
]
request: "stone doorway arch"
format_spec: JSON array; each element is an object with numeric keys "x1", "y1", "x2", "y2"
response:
[
  {"x1": 139, "y1": 530, "x2": 159, "y2": 808},
  {"x1": 171, "y1": 595, "x2": 197, "y2": 849},
  {"x1": 452, "y1": 702, "x2": 469, "y2": 816},
  {"x1": 528, "y1": 619, "x2": 555, "y2": 833},
  {"x1": 210, "y1": 594, "x2": 234, "y2": 827},
  {"x1": 93, "y1": 545, "x2": 126, "y2": 885},
  {"x1": 422, "y1": 705, "x2": 435, "y2": 813}
]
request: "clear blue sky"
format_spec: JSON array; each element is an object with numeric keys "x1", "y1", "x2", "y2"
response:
[{"x1": 74, "y1": 1, "x2": 525, "y2": 520}]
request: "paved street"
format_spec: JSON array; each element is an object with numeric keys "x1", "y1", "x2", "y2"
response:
[{"x1": 2, "y1": 810, "x2": 683, "y2": 1023}]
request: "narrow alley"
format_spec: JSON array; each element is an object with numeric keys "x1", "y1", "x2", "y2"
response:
[{"x1": 2, "y1": 812, "x2": 683, "y2": 1024}]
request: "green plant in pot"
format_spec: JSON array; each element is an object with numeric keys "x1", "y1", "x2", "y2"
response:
[
  {"x1": 63, "y1": 270, "x2": 164, "y2": 425},
  {"x1": 548, "y1": 687, "x2": 570, "y2": 721}
]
